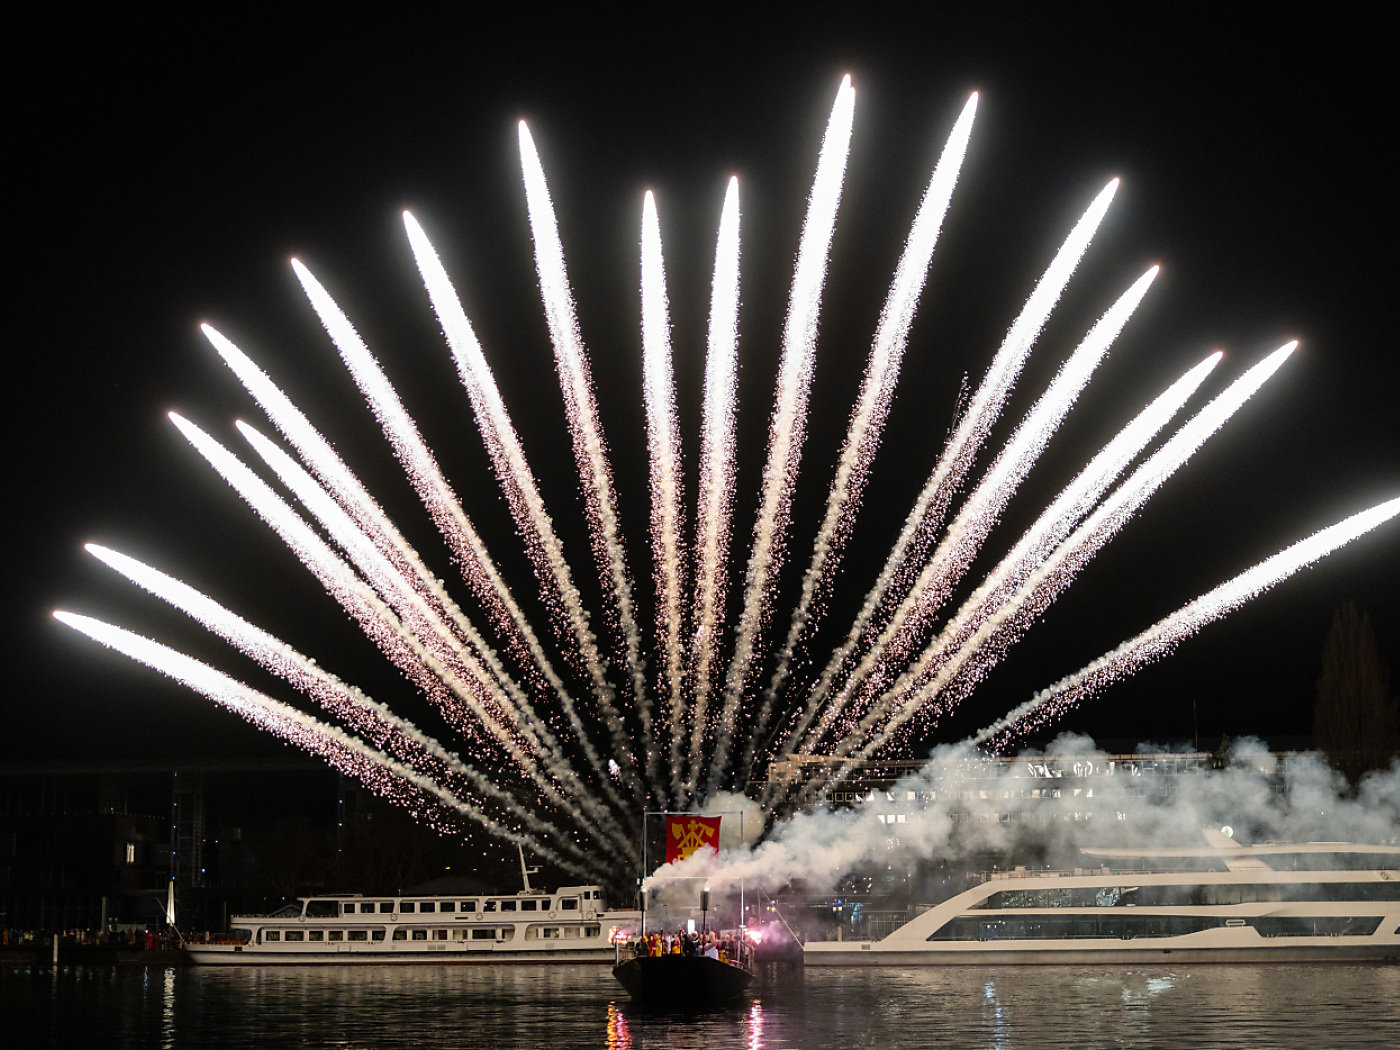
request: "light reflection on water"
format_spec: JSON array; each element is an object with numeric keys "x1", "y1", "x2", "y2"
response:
[{"x1": 3, "y1": 962, "x2": 1398, "y2": 1048}]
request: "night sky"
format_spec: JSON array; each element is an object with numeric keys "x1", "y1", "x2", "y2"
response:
[{"x1": 10, "y1": 8, "x2": 1397, "y2": 771}]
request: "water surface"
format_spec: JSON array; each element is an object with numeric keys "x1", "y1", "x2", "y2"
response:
[{"x1": 4, "y1": 961, "x2": 1396, "y2": 1048}]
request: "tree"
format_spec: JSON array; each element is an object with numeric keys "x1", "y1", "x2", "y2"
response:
[{"x1": 1314, "y1": 601, "x2": 1398, "y2": 790}]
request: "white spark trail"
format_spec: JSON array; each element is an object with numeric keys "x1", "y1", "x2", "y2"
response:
[
  {"x1": 707, "y1": 74, "x2": 856, "y2": 795},
  {"x1": 52, "y1": 612, "x2": 590, "y2": 875},
  {"x1": 170, "y1": 412, "x2": 631, "y2": 855},
  {"x1": 402, "y1": 212, "x2": 623, "y2": 809},
  {"x1": 791, "y1": 179, "x2": 1120, "y2": 749},
  {"x1": 975, "y1": 494, "x2": 1400, "y2": 747},
  {"x1": 846, "y1": 342, "x2": 1300, "y2": 766},
  {"x1": 683, "y1": 177, "x2": 741, "y2": 799},
  {"x1": 81, "y1": 544, "x2": 605, "y2": 870},
  {"x1": 200, "y1": 325, "x2": 477, "y2": 657},
  {"x1": 290, "y1": 260, "x2": 593, "y2": 756},
  {"x1": 232, "y1": 419, "x2": 627, "y2": 843},
  {"x1": 519, "y1": 123, "x2": 647, "y2": 790},
  {"x1": 641, "y1": 190, "x2": 686, "y2": 798},
  {"x1": 754, "y1": 93, "x2": 979, "y2": 762},
  {"x1": 813, "y1": 266, "x2": 1159, "y2": 746}
]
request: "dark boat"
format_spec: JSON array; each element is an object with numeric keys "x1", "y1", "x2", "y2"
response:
[{"x1": 612, "y1": 941, "x2": 755, "y2": 1004}]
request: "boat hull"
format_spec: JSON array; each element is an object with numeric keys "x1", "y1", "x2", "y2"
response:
[
  {"x1": 612, "y1": 955, "x2": 754, "y2": 1002},
  {"x1": 804, "y1": 942, "x2": 1400, "y2": 966},
  {"x1": 187, "y1": 944, "x2": 617, "y2": 965}
]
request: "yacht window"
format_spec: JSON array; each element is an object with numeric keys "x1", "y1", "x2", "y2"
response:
[
  {"x1": 484, "y1": 900, "x2": 498, "y2": 912},
  {"x1": 561, "y1": 899, "x2": 579, "y2": 911},
  {"x1": 348, "y1": 930, "x2": 368, "y2": 941},
  {"x1": 284, "y1": 931, "x2": 303, "y2": 942},
  {"x1": 461, "y1": 901, "x2": 477, "y2": 912},
  {"x1": 328, "y1": 931, "x2": 344, "y2": 942},
  {"x1": 342, "y1": 903, "x2": 356, "y2": 914},
  {"x1": 392, "y1": 929, "x2": 407, "y2": 941},
  {"x1": 306, "y1": 900, "x2": 340, "y2": 918},
  {"x1": 412, "y1": 929, "x2": 427, "y2": 941},
  {"x1": 520, "y1": 900, "x2": 537, "y2": 912},
  {"x1": 472, "y1": 928, "x2": 496, "y2": 940},
  {"x1": 371, "y1": 930, "x2": 386, "y2": 941},
  {"x1": 420, "y1": 902, "x2": 435, "y2": 913},
  {"x1": 501, "y1": 901, "x2": 517, "y2": 912},
  {"x1": 265, "y1": 931, "x2": 280, "y2": 942},
  {"x1": 380, "y1": 902, "x2": 395, "y2": 913},
  {"x1": 440, "y1": 902, "x2": 455, "y2": 913},
  {"x1": 308, "y1": 931, "x2": 323, "y2": 942},
  {"x1": 401, "y1": 902, "x2": 415, "y2": 914}
]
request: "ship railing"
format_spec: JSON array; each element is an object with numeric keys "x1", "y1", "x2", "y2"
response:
[{"x1": 979, "y1": 866, "x2": 1155, "y2": 882}]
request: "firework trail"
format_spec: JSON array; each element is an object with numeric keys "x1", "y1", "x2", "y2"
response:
[
  {"x1": 805, "y1": 266, "x2": 1159, "y2": 746},
  {"x1": 231, "y1": 419, "x2": 627, "y2": 837},
  {"x1": 82, "y1": 544, "x2": 610, "y2": 868},
  {"x1": 54, "y1": 79, "x2": 1396, "y2": 884},
  {"x1": 974, "y1": 494, "x2": 1400, "y2": 747},
  {"x1": 170, "y1": 411, "x2": 631, "y2": 853},
  {"x1": 751, "y1": 92, "x2": 979, "y2": 768},
  {"x1": 759, "y1": 351, "x2": 1225, "y2": 814},
  {"x1": 402, "y1": 212, "x2": 623, "y2": 810},
  {"x1": 519, "y1": 122, "x2": 648, "y2": 791},
  {"x1": 683, "y1": 177, "x2": 742, "y2": 798},
  {"x1": 290, "y1": 259, "x2": 603, "y2": 773},
  {"x1": 836, "y1": 342, "x2": 1301, "y2": 772},
  {"x1": 641, "y1": 190, "x2": 687, "y2": 797},
  {"x1": 707, "y1": 75, "x2": 856, "y2": 795},
  {"x1": 52, "y1": 612, "x2": 592, "y2": 875},
  {"x1": 787, "y1": 178, "x2": 1120, "y2": 753}
]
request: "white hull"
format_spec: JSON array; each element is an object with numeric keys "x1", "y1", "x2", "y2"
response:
[
  {"x1": 186, "y1": 943, "x2": 618, "y2": 965},
  {"x1": 805, "y1": 840, "x2": 1400, "y2": 967},
  {"x1": 186, "y1": 883, "x2": 639, "y2": 966}
]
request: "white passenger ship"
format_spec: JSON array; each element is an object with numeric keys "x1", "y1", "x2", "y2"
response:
[
  {"x1": 185, "y1": 880, "x2": 640, "y2": 965},
  {"x1": 805, "y1": 834, "x2": 1400, "y2": 965}
]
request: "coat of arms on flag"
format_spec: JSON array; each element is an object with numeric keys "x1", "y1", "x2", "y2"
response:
[{"x1": 664, "y1": 815, "x2": 722, "y2": 865}]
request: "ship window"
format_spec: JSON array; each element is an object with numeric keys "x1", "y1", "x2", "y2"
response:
[
  {"x1": 420, "y1": 902, "x2": 435, "y2": 913},
  {"x1": 265, "y1": 931, "x2": 280, "y2": 942},
  {"x1": 328, "y1": 931, "x2": 344, "y2": 942},
  {"x1": 501, "y1": 901, "x2": 517, "y2": 912},
  {"x1": 461, "y1": 901, "x2": 477, "y2": 912},
  {"x1": 343, "y1": 903, "x2": 357, "y2": 914},
  {"x1": 1253, "y1": 916, "x2": 1382, "y2": 938},
  {"x1": 484, "y1": 900, "x2": 498, "y2": 912},
  {"x1": 401, "y1": 902, "x2": 415, "y2": 913},
  {"x1": 284, "y1": 931, "x2": 303, "y2": 942},
  {"x1": 372, "y1": 930, "x2": 385, "y2": 941},
  {"x1": 308, "y1": 931, "x2": 323, "y2": 942},
  {"x1": 434, "y1": 929, "x2": 447, "y2": 940},
  {"x1": 586, "y1": 925, "x2": 600, "y2": 937},
  {"x1": 440, "y1": 902, "x2": 455, "y2": 913},
  {"x1": 521, "y1": 900, "x2": 537, "y2": 911},
  {"x1": 411, "y1": 929, "x2": 427, "y2": 941},
  {"x1": 380, "y1": 902, "x2": 395, "y2": 913},
  {"x1": 348, "y1": 930, "x2": 368, "y2": 941},
  {"x1": 472, "y1": 928, "x2": 495, "y2": 940},
  {"x1": 392, "y1": 929, "x2": 407, "y2": 941},
  {"x1": 561, "y1": 899, "x2": 578, "y2": 910},
  {"x1": 453, "y1": 929, "x2": 469, "y2": 941},
  {"x1": 306, "y1": 900, "x2": 340, "y2": 917}
]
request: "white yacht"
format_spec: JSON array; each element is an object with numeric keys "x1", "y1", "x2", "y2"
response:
[
  {"x1": 805, "y1": 834, "x2": 1400, "y2": 965},
  {"x1": 185, "y1": 882, "x2": 640, "y2": 965}
]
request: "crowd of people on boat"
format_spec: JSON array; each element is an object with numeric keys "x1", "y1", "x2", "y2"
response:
[{"x1": 632, "y1": 929, "x2": 746, "y2": 964}]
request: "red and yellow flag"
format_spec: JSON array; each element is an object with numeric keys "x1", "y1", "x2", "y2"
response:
[{"x1": 664, "y1": 815, "x2": 722, "y2": 864}]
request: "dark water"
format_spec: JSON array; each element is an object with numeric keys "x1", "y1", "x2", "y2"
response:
[{"x1": 4, "y1": 962, "x2": 1397, "y2": 1048}]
